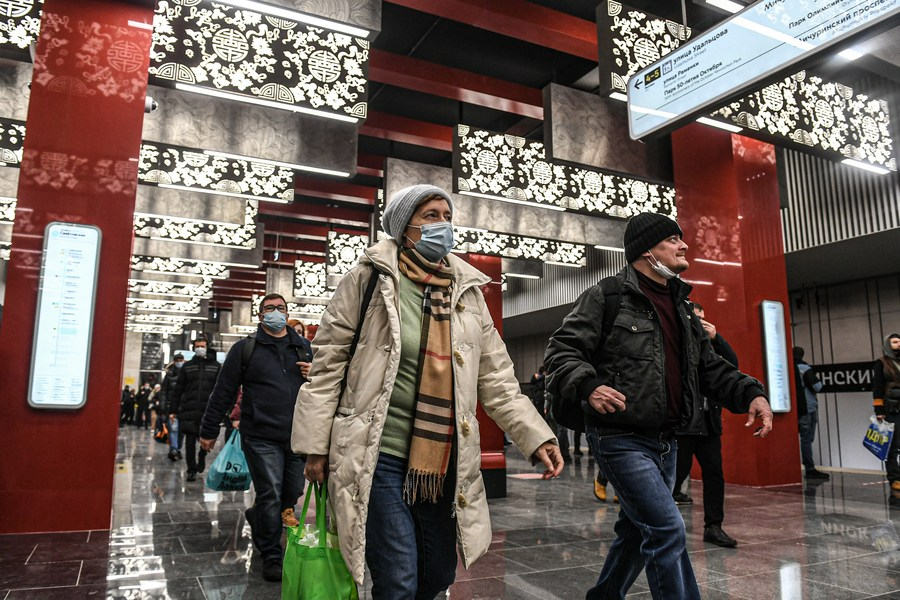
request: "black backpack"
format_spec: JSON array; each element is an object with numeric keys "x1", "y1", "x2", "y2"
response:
[{"x1": 549, "y1": 276, "x2": 622, "y2": 431}]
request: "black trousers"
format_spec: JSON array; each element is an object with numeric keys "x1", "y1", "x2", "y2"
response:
[
  {"x1": 183, "y1": 433, "x2": 207, "y2": 474},
  {"x1": 674, "y1": 434, "x2": 725, "y2": 527}
]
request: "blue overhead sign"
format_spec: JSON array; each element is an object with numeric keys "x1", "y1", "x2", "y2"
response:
[{"x1": 627, "y1": 0, "x2": 900, "y2": 140}]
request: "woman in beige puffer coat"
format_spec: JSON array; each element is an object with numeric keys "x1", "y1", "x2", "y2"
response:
[{"x1": 292, "y1": 184, "x2": 562, "y2": 598}]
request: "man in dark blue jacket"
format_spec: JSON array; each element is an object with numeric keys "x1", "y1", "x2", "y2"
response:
[{"x1": 200, "y1": 293, "x2": 312, "y2": 582}]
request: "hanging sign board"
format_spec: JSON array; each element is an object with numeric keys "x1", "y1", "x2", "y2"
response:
[
  {"x1": 28, "y1": 222, "x2": 102, "y2": 410},
  {"x1": 760, "y1": 300, "x2": 791, "y2": 413},
  {"x1": 627, "y1": 0, "x2": 900, "y2": 140}
]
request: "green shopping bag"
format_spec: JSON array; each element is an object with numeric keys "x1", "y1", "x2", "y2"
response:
[{"x1": 282, "y1": 481, "x2": 358, "y2": 600}]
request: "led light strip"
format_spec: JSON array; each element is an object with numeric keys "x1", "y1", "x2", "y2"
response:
[
  {"x1": 216, "y1": 0, "x2": 371, "y2": 38},
  {"x1": 203, "y1": 150, "x2": 351, "y2": 178},
  {"x1": 173, "y1": 84, "x2": 359, "y2": 124}
]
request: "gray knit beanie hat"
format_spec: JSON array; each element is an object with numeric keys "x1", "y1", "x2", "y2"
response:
[{"x1": 381, "y1": 184, "x2": 454, "y2": 244}]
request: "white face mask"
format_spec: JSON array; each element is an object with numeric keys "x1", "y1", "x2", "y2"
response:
[
  {"x1": 647, "y1": 252, "x2": 677, "y2": 280},
  {"x1": 194, "y1": 347, "x2": 207, "y2": 359}
]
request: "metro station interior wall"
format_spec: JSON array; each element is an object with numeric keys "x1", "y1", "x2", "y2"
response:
[
  {"x1": 506, "y1": 333, "x2": 550, "y2": 383},
  {"x1": 790, "y1": 274, "x2": 900, "y2": 472},
  {"x1": 122, "y1": 331, "x2": 142, "y2": 389}
]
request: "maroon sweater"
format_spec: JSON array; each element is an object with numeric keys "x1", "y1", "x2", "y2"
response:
[{"x1": 636, "y1": 271, "x2": 684, "y2": 429}]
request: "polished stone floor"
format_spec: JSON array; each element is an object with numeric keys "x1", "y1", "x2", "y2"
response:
[{"x1": 5, "y1": 427, "x2": 900, "y2": 598}]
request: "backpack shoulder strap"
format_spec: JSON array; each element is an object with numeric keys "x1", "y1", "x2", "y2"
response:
[
  {"x1": 597, "y1": 276, "x2": 622, "y2": 344},
  {"x1": 240, "y1": 333, "x2": 256, "y2": 377},
  {"x1": 340, "y1": 266, "x2": 381, "y2": 397}
]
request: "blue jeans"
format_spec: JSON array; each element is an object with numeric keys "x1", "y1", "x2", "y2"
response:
[
  {"x1": 586, "y1": 432, "x2": 700, "y2": 600},
  {"x1": 241, "y1": 435, "x2": 305, "y2": 562},
  {"x1": 169, "y1": 417, "x2": 180, "y2": 451},
  {"x1": 365, "y1": 453, "x2": 458, "y2": 600},
  {"x1": 798, "y1": 410, "x2": 818, "y2": 470}
]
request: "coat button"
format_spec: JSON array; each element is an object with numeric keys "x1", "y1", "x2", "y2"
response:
[
  {"x1": 454, "y1": 350, "x2": 464, "y2": 365},
  {"x1": 461, "y1": 420, "x2": 471, "y2": 436},
  {"x1": 631, "y1": 325, "x2": 637, "y2": 331},
  {"x1": 457, "y1": 493, "x2": 467, "y2": 507}
]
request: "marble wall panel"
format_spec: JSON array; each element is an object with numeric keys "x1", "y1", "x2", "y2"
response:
[
  {"x1": 0, "y1": 61, "x2": 31, "y2": 120},
  {"x1": 543, "y1": 83, "x2": 672, "y2": 181},
  {"x1": 232, "y1": 300, "x2": 253, "y2": 326},
  {"x1": 132, "y1": 226, "x2": 264, "y2": 268},
  {"x1": 135, "y1": 186, "x2": 249, "y2": 226},
  {"x1": 143, "y1": 87, "x2": 358, "y2": 176},
  {"x1": 278, "y1": 0, "x2": 382, "y2": 34},
  {"x1": 266, "y1": 267, "x2": 296, "y2": 299},
  {"x1": 384, "y1": 158, "x2": 625, "y2": 249},
  {"x1": 0, "y1": 166, "x2": 18, "y2": 198}
]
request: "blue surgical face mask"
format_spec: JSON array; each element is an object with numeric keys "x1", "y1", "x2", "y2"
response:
[
  {"x1": 408, "y1": 222, "x2": 454, "y2": 262},
  {"x1": 175, "y1": 361, "x2": 184, "y2": 369},
  {"x1": 262, "y1": 310, "x2": 287, "y2": 332}
]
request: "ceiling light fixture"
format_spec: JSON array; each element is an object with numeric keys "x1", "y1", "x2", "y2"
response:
[
  {"x1": 837, "y1": 48, "x2": 864, "y2": 61},
  {"x1": 545, "y1": 261, "x2": 582, "y2": 268},
  {"x1": 609, "y1": 92, "x2": 628, "y2": 102},
  {"x1": 174, "y1": 83, "x2": 359, "y2": 124},
  {"x1": 705, "y1": 0, "x2": 744, "y2": 13},
  {"x1": 594, "y1": 245, "x2": 626, "y2": 252},
  {"x1": 157, "y1": 183, "x2": 290, "y2": 204},
  {"x1": 203, "y1": 150, "x2": 351, "y2": 178},
  {"x1": 694, "y1": 258, "x2": 742, "y2": 267},
  {"x1": 841, "y1": 159, "x2": 890, "y2": 175},
  {"x1": 458, "y1": 190, "x2": 567, "y2": 212},
  {"x1": 216, "y1": 0, "x2": 371, "y2": 38},
  {"x1": 504, "y1": 272, "x2": 541, "y2": 280},
  {"x1": 149, "y1": 236, "x2": 257, "y2": 250},
  {"x1": 696, "y1": 117, "x2": 744, "y2": 133}
]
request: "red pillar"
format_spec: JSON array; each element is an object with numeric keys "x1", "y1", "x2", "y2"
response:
[
  {"x1": 461, "y1": 254, "x2": 507, "y2": 496},
  {"x1": 673, "y1": 124, "x2": 800, "y2": 487},
  {"x1": 0, "y1": 0, "x2": 154, "y2": 533}
]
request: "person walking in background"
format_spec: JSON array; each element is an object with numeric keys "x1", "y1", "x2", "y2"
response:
[
  {"x1": 874, "y1": 334, "x2": 900, "y2": 490},
  {"x1": 295, "y1": 184, "x2": 562, "y2": 598},
  {"x1": 545, "y1": 211, "x2": 773, "y2": 600},
  {"x1": 288, "y1": 318, "x2": 306, "y2": 339},
  {"x1": 200, "y1": 293, "x2": 312, "y2": 583},
  {"x1": 162, "y1": 353, "x2": 185, "y2": 461},
  {"x1": 170, "y1": 338, "x2": 220, "y2": 482},
  {"x1": 672, "y1": 301, "x2": 740, "y2": 548},
  {"x1": 135, "y1": 383, "x2": 151, "y2": 429},
  {"x1": 794, "y1": 346, "x2": 829, "y2": 480},
  {"x1": 120, "y1": 386, "x2": 132, "y2": 425},
  {"x1": 148, "y1": 384, "x2": 163, "y2": 434},
  {"x1": 529, "y1": 365, "x2": 547, "y2": 417}
]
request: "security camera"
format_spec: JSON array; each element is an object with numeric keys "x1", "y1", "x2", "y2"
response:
[{"x1": 144, "y1": 96, "x2": 158, "y2": 114}]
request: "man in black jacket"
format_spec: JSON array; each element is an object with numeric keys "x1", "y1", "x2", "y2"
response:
[
  {"x1": 161, "y1": 353, "x2": 185, "y2": 461},
  {"x1": 672, "y1": 301, "x2": 740, "y2": 548},
  {"x1": 545, "y1": 212, "x2": 773, "y2": 600},
  {"x1": 200, "y1": 293, "x2": 311, "y2": 582},
  {"x1": 169, "y1": 338, "x2": 220, "y2": 481}
]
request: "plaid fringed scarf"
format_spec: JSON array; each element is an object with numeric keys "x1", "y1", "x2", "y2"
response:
[{"x1": 398, "y1": 247, "x2": 455, "y2": 504}]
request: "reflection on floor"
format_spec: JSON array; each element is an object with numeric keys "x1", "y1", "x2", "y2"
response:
[{"x1": 4, "y1": 426, "x2": 900, "y2": 598}]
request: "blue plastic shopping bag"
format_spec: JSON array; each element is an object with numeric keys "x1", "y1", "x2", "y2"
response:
[
  {"x1": 863, "y1": 416, "x2": 894, "y2": 461},
  {"x1": 206, "y1": 430, "x2": 252, "y2": 491}
]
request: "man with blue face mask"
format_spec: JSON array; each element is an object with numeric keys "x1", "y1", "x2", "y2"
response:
[{"x1": 200, "y1": 293, "x2": 312, "y2": 582}]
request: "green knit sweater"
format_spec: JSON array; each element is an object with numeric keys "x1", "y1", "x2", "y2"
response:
[{"x1": 380, "y1": 274, "x2": 424, "y2": 459}]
